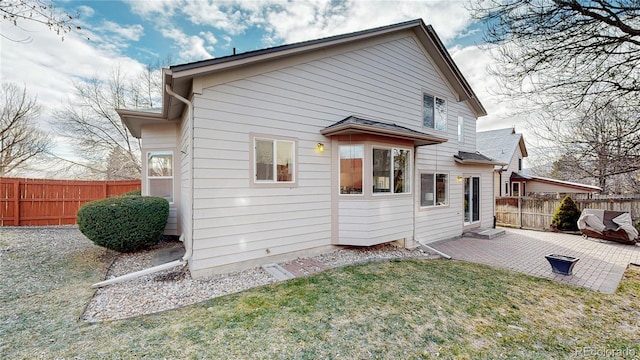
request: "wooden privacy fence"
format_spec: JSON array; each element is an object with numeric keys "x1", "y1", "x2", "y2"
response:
[
  {"x1": 496, "y1": 196, "x2": 640, "y2": 230},
  {"x1": 0, "y1": 178, "x2": 141, "y2": 226}
]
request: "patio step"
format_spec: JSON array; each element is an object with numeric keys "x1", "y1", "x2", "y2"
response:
[{"x1": 464, "y1": 228, "x2": 506, "y2": 239}]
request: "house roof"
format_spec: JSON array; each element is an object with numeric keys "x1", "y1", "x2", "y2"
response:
[
  {"x1": 476, "y1": 128, "x2": 528, "y2": 167},
  {"x1": 320, "y1": 116, "x2": 448, "y2": 146},
  {"x1": 454, "y1": 151, "x2": 506, "y2": 166},
  {"x1": 511, "y1": 172, "x2": 602, "y2": 192},
  {"x1": 118, "y1": 19, "x2": 487, "y2": 138}
]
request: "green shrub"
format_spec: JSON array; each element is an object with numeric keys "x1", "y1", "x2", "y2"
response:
[
  {"x1": 551, "y1": 195, "x2": 581, "y2": 231},
  {"x1": 121, "y1": 189, "x2": 141, "y2": 196},
  {"x1": 77, "y1": 196, "x2": 169, "y2": 253}
]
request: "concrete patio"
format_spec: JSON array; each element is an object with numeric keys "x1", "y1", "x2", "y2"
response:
[{"x1": 430, "y1": 228, "x2": 640, "y2": 294}]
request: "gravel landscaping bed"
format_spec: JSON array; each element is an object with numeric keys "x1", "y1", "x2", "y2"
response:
[
  {"x1": 1, "y1": 226, "x2": 434, "y2": 322},
  {"x1": 83, "y1": 238, "x2": 434, "y2": 322}
]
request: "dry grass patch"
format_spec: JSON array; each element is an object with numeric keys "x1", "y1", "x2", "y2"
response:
[{"x1": 2, "y1": 227, "x2": 639, "y2": 359}]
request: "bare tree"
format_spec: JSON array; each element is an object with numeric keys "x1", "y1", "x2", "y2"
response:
[
  {"x1": 54, "y1": 67, "x2": 144, "y2": 180},
  {"x1": 130, "y1": 63, "x2": 162, "y2": 109},
  {"x1": 468, "y1": 0, "x2": 640, "y2": 110},
  {"x1": 1, "y1": 0, "x2": 79, "y2": 42},
  {"x1": 530, "y1": 100, "x2": 640, "y2": 193},
  {"x1": 0, "y1": 82, "x2": 51, "y2": 176}
]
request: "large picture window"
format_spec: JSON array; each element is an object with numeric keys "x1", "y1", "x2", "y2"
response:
[
  {"x1": 254, "y1": 137, "x2": 295, "y2": 183},
  {"x1": 423, "y1": 94, "x2": 447, "y2": 131},
  {"x1": 339, "y1": 145, "x2": 363, "y2": 194},
  {"x1": 373, "y1": 147, "x2": 410, "y2": 194},
  {"x1": 148, "y1": 151, "x2": 173, "y2": 203},
  {"x1": 421, "y1": 173, "x2": 448, "y2": 207}
]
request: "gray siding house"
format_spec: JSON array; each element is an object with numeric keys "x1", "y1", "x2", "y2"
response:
[{"x1": 118, "y1": 19, "x2": 499, "y2": 278}]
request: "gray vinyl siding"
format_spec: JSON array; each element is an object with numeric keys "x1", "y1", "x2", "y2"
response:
[
  {"x1": 504, "y1": 147, "x2": 524, "y2": 195},
  {"x1": 338, "y1": 197, "x2": 413, "y2": 246},
  {"x1": 179, "y1": 107, "x2": 192, "y2": 257},
  {"x1": 140, "y1": 124, "x2": 179, "y2": 235},
  {"x1": 186, "y1": 34, "x2": 492, "y2": 275}
]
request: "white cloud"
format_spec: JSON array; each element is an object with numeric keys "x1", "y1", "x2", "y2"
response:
[
  {"x1": 99, "y1": 20, "x2": 144, "y2": 41},
  {"x1": 76, "y1": 5, "x2": 95, "y2": 18},
  {"x1": 125, "y1": 0, "x2": 179, "y2": 17},
  {"x1": 160, "y1": 26, "x2": 214, "y2": 61},
  {"x1": 181, "y1": 1, "x2": 249, "y2": 35},
  {"x1": 199, "y1": 31, "x2": 218, "y2": 45},
  {"x1": 253, "y1": 0, "x2": 474, "y2": 46}
]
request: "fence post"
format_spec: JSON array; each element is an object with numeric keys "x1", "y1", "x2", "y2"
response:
[
  {"x1": 13, "y1": 179, "x2": 20, "y2": 226},
  {"x1": 518, "y1": 196, "x2": 522, "y2": 228},
  {"x1": 103, "y1": 182, "x2": 108, "y2": 199}
]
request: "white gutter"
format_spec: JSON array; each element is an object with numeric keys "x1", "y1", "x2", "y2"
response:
[{"x1": 91, "y1": 82, "x2": 195, "y2": 289}]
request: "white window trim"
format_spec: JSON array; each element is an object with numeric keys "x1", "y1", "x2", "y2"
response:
[
  {"x1": 372, "y1": 146, "x2": 412, "y2": 196},
  {"x1": 420, "y1": 172, "x2": 449, "y2": 208},
  {"x1": 147, "y1": 150, "x2": 174, "y2": 204},
  {"x1": 250, "y1": 134, "x2": 298, "y2": 188},
  {"x1": 512, "y1": 182, "x2": 520, "y2": 197}
]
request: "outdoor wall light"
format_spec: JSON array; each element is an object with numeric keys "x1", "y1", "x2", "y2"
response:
[
  {"x1": 317, "y1": 143, "x2": 325, "y2": 152},
  {"x1": 457, "y1": 176, "x2": 463, "y2": 182}
]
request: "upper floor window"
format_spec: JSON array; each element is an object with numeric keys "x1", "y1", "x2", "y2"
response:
[
  {"x1": 518, "y1": 158, "x2": 522, "y2": 171},
  {"x1": 423, "y1": 93, "x2": 447, "y2": 131},
  {"x1": 372, "y1": 147, "x2": 411, "y2": 194},
  {"x1": 148, "y1": 151, "x2": 173, "y2": 203},
  {"x1": 254, "y1": 137, "x2": 295, "y2": 184}
]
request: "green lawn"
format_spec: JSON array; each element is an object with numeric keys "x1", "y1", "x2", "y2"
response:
[{"x1": 1, "y1": 227, "x2": 639, "y2": 359}]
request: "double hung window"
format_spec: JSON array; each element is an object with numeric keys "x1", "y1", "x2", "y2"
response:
[
  {"x1": 420, "y1": 173, "x2": 448, "y2": 207},
  {"x1": 423, "y1": 93, "x2": 447, "y2": 131},
  {"x1": 254, "y1": 137, "x2": 295, "y2": 184},
  {"x1": 148, "y1": 151, "x2": 173, "y2": 203}
]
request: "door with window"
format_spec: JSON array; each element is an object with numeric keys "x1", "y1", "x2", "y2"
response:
[{"x1": 464, "y1": 176, "x2": 480, "y2": 224}]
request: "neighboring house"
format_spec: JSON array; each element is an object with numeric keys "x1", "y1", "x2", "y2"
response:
[
  {"x1": 509, "y1": 173, "x2": 602, "y2": 196},
  {"x1": 117, "y1": 19, "x2": 500, "y2": 278},
  {"x1": 477, "y1": 128, "x2": 601, "y2": 197}
]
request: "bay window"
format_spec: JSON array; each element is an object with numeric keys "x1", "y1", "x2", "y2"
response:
[
  {"x1": 339, "y1": 145, "x2": 363, "y2": 194},
  {"x1": 373, "y1": 147, "x2": 410, "y2": 194}
]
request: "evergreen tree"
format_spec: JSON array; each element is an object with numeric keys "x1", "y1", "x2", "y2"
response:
[{"x1": 551, "y1": 195, "x2": 581, "y2": 231}]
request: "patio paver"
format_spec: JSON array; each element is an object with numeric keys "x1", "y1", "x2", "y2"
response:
[{"x1": 430, "y1": 228, "x2": 640, "y2": 294}]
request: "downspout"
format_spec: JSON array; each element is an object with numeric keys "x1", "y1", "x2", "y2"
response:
[
  {"x1": 91, "y1": 83, "x2": 195, "y2": 289},
  {"x1": 164, "y1": 82, "x2": 195, "y2": 265},
  {"x1": 411, "y1": 142, "x2": 450, "y2": 260}
]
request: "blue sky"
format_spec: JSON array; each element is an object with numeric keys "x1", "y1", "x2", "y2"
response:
[
  {"x1": 1, "y1": 0, "x2": 517, "y2": 171},
  {"x1": 68, "y1": 0, "x2": 487, "y2": 65}
]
